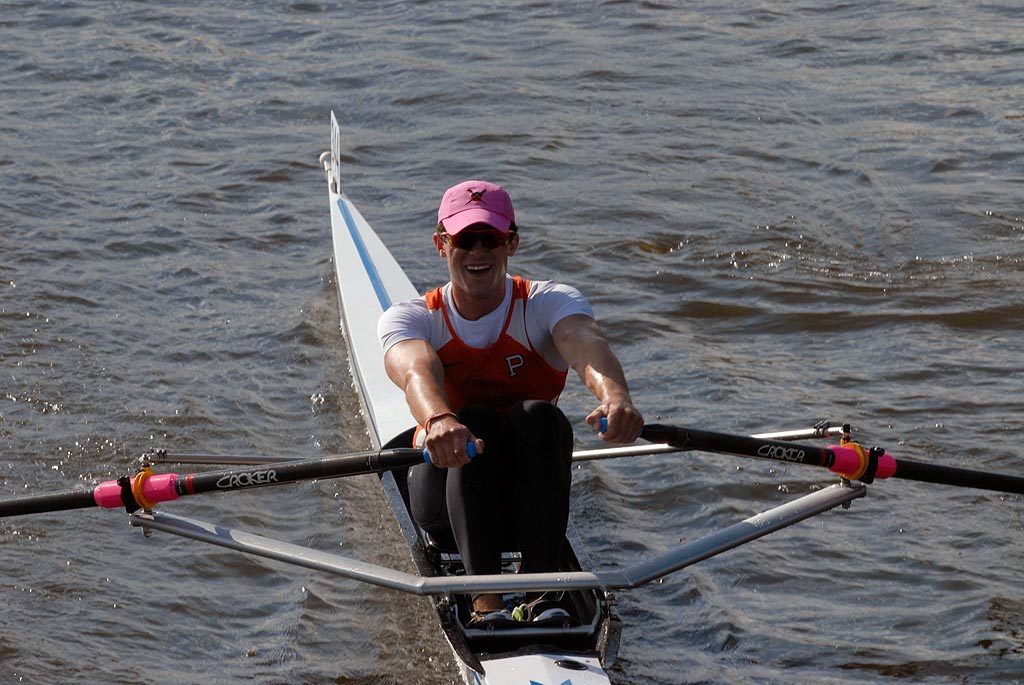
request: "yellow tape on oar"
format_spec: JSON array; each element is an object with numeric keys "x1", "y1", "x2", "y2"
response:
[{"x1": 130, "y1": 466, "x2": 159, "y2": 511}]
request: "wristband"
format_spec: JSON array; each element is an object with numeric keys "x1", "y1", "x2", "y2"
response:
[{"x1": 424, "y1": 411, "x2": 457, "y2": 433}]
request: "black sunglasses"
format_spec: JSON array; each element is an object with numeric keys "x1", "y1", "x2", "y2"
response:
[{"x1": 443, "y1": 230, "x2": 510, "y2": 251}]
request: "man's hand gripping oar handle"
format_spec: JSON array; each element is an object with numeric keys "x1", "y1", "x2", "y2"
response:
[
  {"x1": 638, "y1": 423, "x2": 1024, "y2": 495},
  {"x1": 422, "y1": 442, "x2": 477, "y2": 463}
]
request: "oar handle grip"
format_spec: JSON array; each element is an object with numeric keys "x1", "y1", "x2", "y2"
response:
[{"x1": 422, "y1": 442, "x2": 477, "y2": 463}]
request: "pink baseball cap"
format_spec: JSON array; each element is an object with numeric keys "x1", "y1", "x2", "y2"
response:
[{"x1": 437, "y1": 180, "x2": 515, "y2": 235}]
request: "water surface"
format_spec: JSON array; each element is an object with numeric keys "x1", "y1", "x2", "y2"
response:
[{"x1": 2, "y1": 2, "x2": 1022, "y2": 683}]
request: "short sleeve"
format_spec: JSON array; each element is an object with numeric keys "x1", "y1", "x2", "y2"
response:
[{"x1": 377, "y1": 298, "x2": 432, "y2": 355}]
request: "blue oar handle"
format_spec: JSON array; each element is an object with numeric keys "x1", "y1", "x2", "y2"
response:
[
  {"x1": 422, "y1": 442, "x2": 477, "y2": 463},
  {"x1": 600, "y1": 417, "x2": 608, "y2": 433}
]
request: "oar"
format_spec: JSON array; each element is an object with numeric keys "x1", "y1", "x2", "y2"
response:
[
  {"x1": 153, "y1": 425, "x2": 842, "y2": 466},
  {"x1": 640, "y1": 423, "x2": 1024, "y2": 495},
  {"x1": 0, "y1": 447, "x2": 427, "y2": 519}
]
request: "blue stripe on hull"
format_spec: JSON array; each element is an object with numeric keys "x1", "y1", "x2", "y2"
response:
[{"x1": 337, "y1": 197, "x2": 391, "y2": 311}]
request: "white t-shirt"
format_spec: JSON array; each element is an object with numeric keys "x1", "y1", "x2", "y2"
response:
[{"x1": 378, "y1": 275, "x2": 594, "y2": 371}]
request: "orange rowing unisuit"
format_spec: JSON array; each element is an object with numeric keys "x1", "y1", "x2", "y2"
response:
[{"x1": 424, "y1": 275, "x2": 568, "y2": 414}]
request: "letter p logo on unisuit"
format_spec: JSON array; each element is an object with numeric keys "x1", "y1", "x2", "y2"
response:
[{"x1": 505, "y1": 354, "x2": 525, "y2": 377}]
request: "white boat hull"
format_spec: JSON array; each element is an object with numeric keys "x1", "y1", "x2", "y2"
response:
[{"x1": 473, "y1": 654, "x2": 610, "y2": 685}]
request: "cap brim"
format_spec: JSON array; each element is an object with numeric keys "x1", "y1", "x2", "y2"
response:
[{"x1": 442, "y1": 207, "x2": 512, "y2": 235}]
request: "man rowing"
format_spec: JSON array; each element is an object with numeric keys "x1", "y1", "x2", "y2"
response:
[{"x1": 378, "y1": 180, "x2": 643, "y2": 626}]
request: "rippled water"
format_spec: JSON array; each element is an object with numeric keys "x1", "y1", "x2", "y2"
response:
[{"x1": 2, "y1": 2, "x2": 1023, "y2": 683}]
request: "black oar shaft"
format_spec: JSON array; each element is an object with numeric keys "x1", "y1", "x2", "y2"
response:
[
  {"x1": 178, "y1": 448, "x2": 423, "y2": 496},
  {"x1": 0, "y1": 448, "x2": 425, "y2": 519},
  {"x1": 894, "y1": 458, "x2": 1024, "y2": 495},
  {"x1": 640, "y1": 424, "x2": 834, "y2": 468},
  {"x1": 0, "y1": 489, "x2": 98, "y2": 518},
  {"x1": 642, "y1": 423, "x2": 1024, "y2": 496}
]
